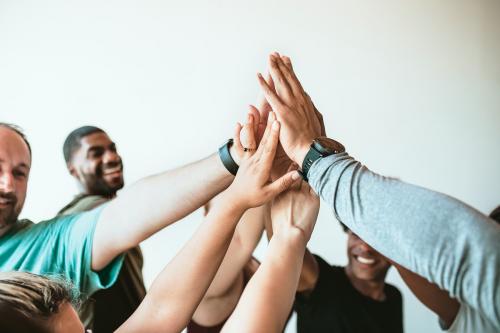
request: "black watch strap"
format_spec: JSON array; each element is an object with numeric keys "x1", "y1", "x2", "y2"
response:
[
  {"x1": 218, "y1": 139, "x2": 239, "y2": 176},
  {"x1": 301, "y1": 146, "x2": 323, "y2": 182}
]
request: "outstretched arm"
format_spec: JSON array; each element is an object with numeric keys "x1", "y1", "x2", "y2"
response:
[
  {"x1": 264, "y1": 207, "x2": 319, "y2": 294},
  {"x1": 191, "y1": 203, "x2": 268, "y2": 326},
  {"x1": 116, "y1": 112, "x2": 299, "y2": 333},
  {"x1": 92, "y1": 144, "x2": 239, "y2": 270},
  {"x1": 258, "y1": 53, "x2": 500, "y2": 329},
  {"x1": 222, "y1": 182, "x2": 319, "y2": 333}
]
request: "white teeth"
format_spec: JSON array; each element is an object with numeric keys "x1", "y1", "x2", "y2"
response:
[
  {"x1": 357, "y1": 256, "x2": 376, "y2": 265},
  {"x1": 103, "y1": 168, "x2": 121, "y2": 175}
]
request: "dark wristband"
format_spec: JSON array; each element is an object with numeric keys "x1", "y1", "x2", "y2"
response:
[{"x1": 218, "y1": 139, "x2": 239, "y2": 176}]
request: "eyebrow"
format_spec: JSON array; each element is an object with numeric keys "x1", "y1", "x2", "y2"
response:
[{"x1": 0, "y1": 158, "x2": 30, "y2": 170}]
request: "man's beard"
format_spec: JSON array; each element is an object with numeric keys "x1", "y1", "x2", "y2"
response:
[{"x1": 0, "y1": 192, "x2": 19, "y2": 230}]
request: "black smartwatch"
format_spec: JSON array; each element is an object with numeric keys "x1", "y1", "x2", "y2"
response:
[
  {"x1": 301, "y1": 137, "x2": 345, "y2": 181},
  {"x1": 218, "y1": 139, "x2": 239, "y2": 176}
]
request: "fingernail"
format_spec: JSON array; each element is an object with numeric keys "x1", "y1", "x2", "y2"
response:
[
  {"x1": 272, "y1": 121, "x2": 279, "y2": 130},
  {"x1": 247, "y1": 114, "x2": 252, "y2": 122},
  {"x1": 292, "y1": 172, "x2": 301, "y2": 180}
]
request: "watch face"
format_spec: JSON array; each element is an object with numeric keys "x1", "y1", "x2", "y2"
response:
[{"x1": 313, "y1": 137, "x2": 345, "y2": 155}]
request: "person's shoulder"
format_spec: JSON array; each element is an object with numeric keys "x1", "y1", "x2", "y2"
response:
[
  {"x1": 385, "y1": 282, "x2": 403, "y2": 302},
  {"x1": 58, "y1": 194, "x2": 110, "y2": 216},
  {"x1": 313, "y1": 254, "x2": 344, "y2": 276}
]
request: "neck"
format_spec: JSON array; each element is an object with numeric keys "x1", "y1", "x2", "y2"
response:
[
  {"x1": 0, "y1": 223, "x2": 14, "y2": 237},
  {"x1": 344, "y1": 266, "x2": 386, "y2": 301}
]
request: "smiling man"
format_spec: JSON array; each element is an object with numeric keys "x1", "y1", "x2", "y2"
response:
[
  {"x1": 58, "y1": 126, "x2": 146, "y2": 333},
  {"x1": 294, "y1": 225, "x2": 403, "y2": 333}
]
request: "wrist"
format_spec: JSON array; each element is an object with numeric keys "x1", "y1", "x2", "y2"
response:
[
  {"x1": 292, "y1": 142, "x2": 312, "y2": 167},
  {"x1": 221, "y1": 185, "x2": 248, "y2": 215},
  {"x1": 229, "y1": 143, "x2": 241, "y2": 166},
  {"x1": 273, "y1": 226, "x2": 308, "y2": 248}
]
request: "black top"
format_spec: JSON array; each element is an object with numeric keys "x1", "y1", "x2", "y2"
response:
[{"x1": 295, "y1": 255, "x2": 403, "y2": 333}]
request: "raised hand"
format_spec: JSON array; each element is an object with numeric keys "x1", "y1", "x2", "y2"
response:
[
  {"x1": 257, "y1": 53, "x2": 325, "y2": 166},
  {"x1": 227, "y1": 112, "x2": 301, "y2": 210},
  {"x1": 271, "y1": 179, "x2": 320, "y2": 243}
]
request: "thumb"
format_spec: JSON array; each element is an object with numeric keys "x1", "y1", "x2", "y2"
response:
[{"x1": 266, "y1": 170, "x2": 301, "y2": 198}]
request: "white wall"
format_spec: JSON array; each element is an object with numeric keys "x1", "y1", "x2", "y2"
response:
[{"x1": 1, "y1": 1, "x2": 499, "y2": 332}]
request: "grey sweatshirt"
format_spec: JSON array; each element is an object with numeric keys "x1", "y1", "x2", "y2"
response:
[{"x1": 308, "y1": 152, "x2": 500, "y2": 330}]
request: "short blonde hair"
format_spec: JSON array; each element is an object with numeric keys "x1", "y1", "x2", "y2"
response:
[{"x1": 0, "y1": 271, "x2": 79, "y2": 332}]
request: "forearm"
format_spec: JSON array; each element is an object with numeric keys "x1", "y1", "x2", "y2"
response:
[
  {"x1": 297, "y1": 248, "x2": 319, "y2": 292},
  {"x1": 203, "y1": 205, "x2": 266, "y2": 298},
  {"x1": 221, "y1": 231, "x2": 306, "y2": 333},
  {"x1": 308, "y1": 152, "x2": 500, "y2": 326},
  {"x1": 117, "y1": 190, "x2": 244, "y2": 333},
  {"x1": 93, "y1": 153, "x2": 233, "y2": 269},
  {"x1": 394, "y1": 264, "x2": 459, "y2": 328}
]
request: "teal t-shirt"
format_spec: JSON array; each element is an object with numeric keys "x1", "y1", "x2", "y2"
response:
[{"x1": 0, "y1": 206, "x2": 124, "y2": 299}]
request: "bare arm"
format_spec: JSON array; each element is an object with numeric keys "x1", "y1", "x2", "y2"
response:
[
  {"x1": 92, "y1": 151, "x2": 234, "y2": 270},
  {"x1": 115, "y1": 190, "x2": 244, "y2": 333},
  {"x1": 221, "y1": 232, "x2": 307, "y2": 333},
  {"x1": 116, "y1": 113, "x2": 299, "y2": 333},
  {"x1": 394, "y1": 264, "x2": 460, "y2": 329},
  {"x1": 191, "y1": 203, "x2": 267, "y2": 326},
  {"x1": 265, "y1": 211, "x2": 319, "y2": 294},
  {"x1": 222, "y1": 182, "x2": 319, "y2": 333}
]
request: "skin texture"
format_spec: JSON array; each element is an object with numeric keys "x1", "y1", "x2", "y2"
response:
[
  {"x1": 344, "y1": 231, "x2": 391, "y2": 300},
  {"x1": 191, "y1": 204, "x2": 267, "y2": 327},
  {"x1": 50, "y1": 302, "x2": 86, "y2": 333},
  {"x1": 394, "y1": 264, "x2": 459, "y2": 328},
  {"x1": 0, "y1": 127, "x2": 30, "y2": 237},
  {"x1": 68, "y1": 132, "x2": 124, "y2": 197},
  {"x1": 38, "y1": 112, "x2": 299, "y2": 333},
  {"x1": 115, "y1": 110, "x2": 299, "y2": 332},
  {"x1": 90, "y1": 123, "x2": 264, "y2": 271},
  {"x1": 264, "y1": 54, "x2": 467, "y2": 330},
  {"x1": 221, "y1": 181, "x2": 319, "y2": 333},
  {"x1": 257, "y1": 53, "x2": 323, "y2": 167}
]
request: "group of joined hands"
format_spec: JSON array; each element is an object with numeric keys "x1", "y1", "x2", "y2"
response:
[{"x1": 223, "y1": 52, "x2": 329, "y2": 245}]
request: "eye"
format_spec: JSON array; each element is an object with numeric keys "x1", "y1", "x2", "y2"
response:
[
  {"x1": 89, "y1": 148, "x2": 104, "y2": 159},
  {"x1": 13, "y1": 170, "x2": 27, "y2": 179}
]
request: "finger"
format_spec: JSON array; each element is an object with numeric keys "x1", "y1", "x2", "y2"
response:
[
  {"x1": 266, "y1": 72, "x2": 276, "y2": 95},
  {"x1": 233, "y1": 122, "x2": 244, "y2": 151},
  {"x1": 281, "y1": 56, "x2": 303, "y2": 90},
  {"x1": 316, "y1": 109, "x2": 326, "y2": 137},
  {"x1": 242, "y1": 114, "x2": 257, "y2": 152},
  {"x1": 265, "y1": 170, "x2": 302, "y2": 199},
  {"x1": 248, "y1": 105, "x2": 261, "y2": 140},
  {"x1": 277, "y1": 55, "x2": 303, "y2": 98},
  {"x1": 257, "y1": 73, "x2": 274, "y2": 115},
  {"x1": 268, "y1": 54, "x2": 294, "y2": 100},
  {"x1": 257, "y1": 72, "x2": 284, "y2": 113},
  {"x1": 257, "y1": 111, "x2": 276, "y2": 154},
  {"x1": 257, "y1": 119, "x2": 281, "y2": 173}
]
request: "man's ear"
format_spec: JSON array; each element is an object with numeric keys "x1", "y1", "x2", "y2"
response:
[{"x1": 67, "y1": 162, "x2": 79, "y2": 179}]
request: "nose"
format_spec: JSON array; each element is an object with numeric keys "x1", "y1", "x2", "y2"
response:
[
  {"x1": 356, "y1": 239, "x2": 374, "y2": 252},
  {"x1": 103, "y1": 150, "x2": 120, "y2": 164},
  {"x1": 0, "y1": 172, "x2": 14, "y2": 193}
]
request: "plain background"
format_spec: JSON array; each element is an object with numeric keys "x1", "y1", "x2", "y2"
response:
[{"x1": 1, "y1": 1, "x2": 499, "y2": 332}]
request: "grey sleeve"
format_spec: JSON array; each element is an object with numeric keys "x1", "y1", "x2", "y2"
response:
[{"x1": 308, "y1": 152, "x2": 500, "y2": 329}]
